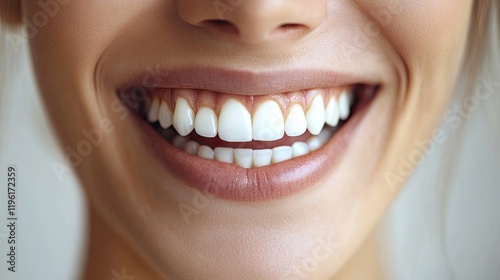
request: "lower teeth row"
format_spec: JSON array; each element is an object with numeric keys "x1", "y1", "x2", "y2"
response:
[{"x1": 168, "y1": 126, "x2": 336, "y2": 168}]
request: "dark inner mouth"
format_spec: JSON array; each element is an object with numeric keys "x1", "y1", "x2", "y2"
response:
[
  {"x1": 154, "y1": 126, "x2": 313, "y2": 150},
  {"x1": 119, "y1": 84, "x2": 378, "y2": 151}
]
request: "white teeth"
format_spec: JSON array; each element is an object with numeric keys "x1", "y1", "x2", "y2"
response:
[
  {"x1": 195, "y1": 107, "x2": 218, "y2": 138},
  {"x1": 252, "y1": 100, "x2": 284, "y2": 141},
  {"x1": 291, "y1": 142, "x2": 309, "y2": 158},
  {"x1": 184, "y1": 141, "x2": 200, "y2": 155},
  {"x1": 152, "y1": 90, "x2": 353, "y2": 139},
  {"x1": 170, "y1": 127, "x2": 336, "y2": 167},
  {"x1": 147, "y1": 96, "x2": 160, "y2": 123},
  {"x1": 233, "y1": 149, "x2": 253, "y2": 168},
  {"x1": 159, "y1": 100, "x2": 173, "y2": 129},
  {"x1": 339, "y1": 92, "x2": 350, "y2": 120},
  {"x1": 272, "y1": 146, "x2": 293, "y2": 164},
  {"x1": 306, "y1": 95, "x2": 326, "y2": 135},
  {"x1": 218, "y1": 99, "x2": 253, "y2": 142},
  {"x1": 285, "y1": 104, "x2": 308, "y2": 137},
  {"x1": 214, "y1": 147, "x2": 234, "y2": 163},
  {"x1": 253, "y1": 149, "x2": 273, "y2": 167},
  {"x1": 153, "y1": 88, "x2": 356, "y2": 166},
  {"x1": 197, "y1": 145, "x2": 214, "y2": 160},
  {"x1": 325, "y1": 97, "x2": 340, "y2": 127},
  {"x1": 172, "y1": 98, "x2": 195, "y2": 136}
]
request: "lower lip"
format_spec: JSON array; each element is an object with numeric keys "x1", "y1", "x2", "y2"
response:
[{"x1": 136, "y1": 92, "x2": 373, "y2": 201}]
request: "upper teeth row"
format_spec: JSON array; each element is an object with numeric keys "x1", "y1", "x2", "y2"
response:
[{"x1": 145, "y1": 91, "x2": 353, "y2": 142}]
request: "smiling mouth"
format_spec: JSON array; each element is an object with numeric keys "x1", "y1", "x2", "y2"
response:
[{"x1": 119, "y1": 81, "x2": 378, "y2": 201}]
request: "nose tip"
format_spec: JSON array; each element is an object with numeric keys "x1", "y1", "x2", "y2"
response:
[{"x1": 177, "y1": 0, "x2": 326, "y2": 44}]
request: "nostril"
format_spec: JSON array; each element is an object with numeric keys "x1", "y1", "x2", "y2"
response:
[
  {"x1": 198, "y1": 19, "x2": 239, "y2": 37},
  {"x1": 177, "y1": 0, "x2": 326, "y2": 44},
  {"x1": 272, "y1": 23, "x2": 309, "y2": 37},
  {"x1": 209, "y1": 19, "x2": 231, "y2": 27},
  {"x1": 279, "y1": 23, "x2": 303, "y2": 29}
]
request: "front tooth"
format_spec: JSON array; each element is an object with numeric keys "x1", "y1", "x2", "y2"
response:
[
  {"x1": 339, "y1": 92, "x2": 350, "y2": 120},
  {"x1": 292, "y1": 142, "x2": 309, "y2": 158},
  {"x1": 252, "y1": 149, "x2": 272, "y2": 168},
  {"x1": 214, "y1": 147, "x2": 234, "y2": 163},
  {"x1": 147, "y1": 96, "x2": 160, "y2": 123},
  {"x1": 184, "y1": 141, "x2": 200, "y2": 155},
  {"x1": 197, "y1": 145, "x2": 215, "y2": 160},
  {"x1": 159, "y1": 100, "x2": 173, "y2": 129},
  {"x1": 195, "y1": 107, "x2": 218, "y2": 138},
  {"x1": 306, "y1": 95, "x2": 326, "y2": 135},
  {"x1": 173, "y1": 98, "x2": 195, "y2": 136},
  {"x1": 325, "y1": 97, "x2": 340, "y2": 127},
  {"x1": 285, "y1": 104, "x2": 307, "y2": 137},
  {"x1": 218, "y1": 99, "x2": 253, "y2": 142},
  {"x1": 272, "y1": 146, "x2": 293, "y2": 163},
  {"x1": 252, "y1": 100, "x2": 284, "y2": 141},
  {"x1": 234, "y1": 149, "x2": 253, "y2": 168}
]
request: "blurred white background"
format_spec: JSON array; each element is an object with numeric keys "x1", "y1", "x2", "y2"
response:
[{"x1": 0, "y1": 39, "x2": 87, "y2": 280}]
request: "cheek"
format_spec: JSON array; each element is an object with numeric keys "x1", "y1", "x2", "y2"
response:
[
  {"x1": 24, "y1": 0, "x2": 156, "y2": 69},
  {"x1": 381, "y1": 0, "x2": 472, "y2": 68},
  {"x1": 350, "y1": 0, "x2": 473, "y2": 197},
  {"x1": 359, "y1": 0, "x2": 473, "y2": 123},
  {"x1": 353, "y1": 0, "x2": 472, "y2": 69},
  {"x1": 23, "y1": 0, "x2": 165, "y2": 161}
]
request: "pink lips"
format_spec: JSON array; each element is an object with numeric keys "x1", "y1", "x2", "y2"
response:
[
  {"x1": 116, "y1": 67, "x2": 380, "y2": 95},
  {"x1": 117, "y1": 67, "x2": 379, "y2": 201}
]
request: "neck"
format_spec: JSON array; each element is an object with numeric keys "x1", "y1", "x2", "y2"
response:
[
  {"x1": 333, "y1": 228, "x2": 386, "y2": 280},
  {"x1": 82, "y1": 209, "x2": 161, "y2": 280}
]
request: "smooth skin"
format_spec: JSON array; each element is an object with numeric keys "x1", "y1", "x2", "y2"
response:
[{"x1": 1, "y1": 0, "x2": 473, "y2": 279}]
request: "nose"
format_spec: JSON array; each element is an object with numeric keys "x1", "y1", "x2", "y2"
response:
[{"x1": 177, "y1": 0, "x2": 326, "y2": 44}]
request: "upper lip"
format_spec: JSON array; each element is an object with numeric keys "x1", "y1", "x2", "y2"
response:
[{"x1": 116, "y1": 67, "x2": 381, "y2": 95}]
